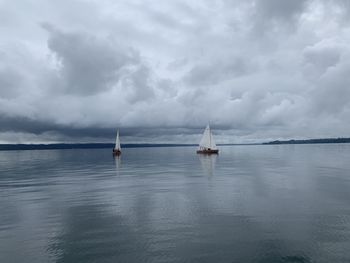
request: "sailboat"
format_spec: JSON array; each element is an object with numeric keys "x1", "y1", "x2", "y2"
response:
[
  {"x1": 197, "y1": 125, "x2": 219, "y2": 154},
  {"x1": 112, "y1": 130, "x2": 122, "y2": 156}
]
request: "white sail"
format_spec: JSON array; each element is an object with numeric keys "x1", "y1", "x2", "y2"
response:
[
  {"x1": 115, "y1": 130, "x2": 121, "y2": 150},
  {"x1": 199, "y1": 125, "x2": 217, "y2": 150}
]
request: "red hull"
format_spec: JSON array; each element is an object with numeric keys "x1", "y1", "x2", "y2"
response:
[
  {"x1": 113, "y1": 149, "x2": 121, "y2": 156},
  {"x1": 197, "y1": 149, "x2": 219, "y2": 154}
]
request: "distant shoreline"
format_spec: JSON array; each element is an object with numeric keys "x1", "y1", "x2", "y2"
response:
[
  {"x1": 0, "y1": 138, "x2": 349, "y2": 151},
  {"x1": 263, "y1": 138, "x2": 350, "y2": 145},
  {"x1": 0, "y1": 143, "x2": 260, "y2": 151},
  {"x1": 0, "y1": 143, "x2": 197, "y2": 151}
]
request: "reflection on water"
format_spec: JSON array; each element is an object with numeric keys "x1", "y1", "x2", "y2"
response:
[
  {"x1": 199, "y1": 154, "x2": 217, "y2": 177},
  {"x1": 48, "y1": 203, "x2": 144, "y2": 263},
  {"x1": 114, "y1": 155, "x2": 121, "y2": 176},
  {"x1": 1, "y1": 145, "x2": 350, "y2": 262}
]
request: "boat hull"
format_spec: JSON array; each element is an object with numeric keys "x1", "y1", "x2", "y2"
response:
[
  {"x1": 197, "y1": 149, "x2": 219, "y2": 154},
  {"x1": 113, "y1": 149, "x2": 121, "y2": 156}
]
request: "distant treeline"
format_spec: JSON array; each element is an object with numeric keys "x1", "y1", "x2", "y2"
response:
[
  {"x1": 0, "y1": 143, "x2": 197, "y2": 151},
  {"x1": 264, "y1": 138, "x2": 350, "y2": 145}
]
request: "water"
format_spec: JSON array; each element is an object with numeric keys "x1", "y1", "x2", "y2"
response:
[{"x1": 1, "y1": 144, "x2": 350, "y2": 263}]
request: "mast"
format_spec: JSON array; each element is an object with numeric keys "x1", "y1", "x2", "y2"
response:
[{"x1": 209, "y1": 125, "x2": 211, "y2": 148}]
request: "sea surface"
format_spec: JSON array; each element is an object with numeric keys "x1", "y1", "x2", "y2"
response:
[{"x1": 1, "y1": 144, "x2": 350, "y2": 263}]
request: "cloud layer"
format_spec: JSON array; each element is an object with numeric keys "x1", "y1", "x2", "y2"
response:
[{"x1": 1, "y1": 0, "x2": 350, "y2": 143}]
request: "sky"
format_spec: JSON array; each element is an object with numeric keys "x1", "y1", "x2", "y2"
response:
[{"x1": 0, "y1": 0, "x2": 350, "y2": 144}]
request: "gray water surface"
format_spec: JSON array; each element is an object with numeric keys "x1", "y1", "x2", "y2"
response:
[{"x1": 1, "y1": 144, "x2": 350, "y2": 262}]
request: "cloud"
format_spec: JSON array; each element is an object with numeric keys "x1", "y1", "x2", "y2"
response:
[
  {"x1": 185, "y1": 58, "x2": 252, "y2": 86},
  {"x1": 303, "y1": 42, "x2": 341, "y2": 76},
  {"x1": 122, "y1": 64, "x2": 155, "y2": 103},
  {"x1": 1, "y1": 0, "x2": 350, "y2": 143},
  {"x1": 255, "y1": 0, "x2": 309, "y2": 21},
  {"x1": 0, "y1": 68, "x2": 22, "y2": 99},
  {"x1": 43, "y1": 23, "x2": 140, "y2": 96},
  {"x1": 313, "y1": 61, "x2": 350, "y2": 114}
]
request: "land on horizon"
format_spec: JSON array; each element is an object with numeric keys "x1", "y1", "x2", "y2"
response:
[
  {"x1": 0, "y1": 137, "x2": 350, "y2": 150},
  {"x1": 263, "y1": 138, "x2": 350, "y2": 145}
]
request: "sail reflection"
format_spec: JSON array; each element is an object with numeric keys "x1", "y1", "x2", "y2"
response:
[
  {"x1": 199, "y1": 154, "x2": 217, "y2": 177},
  {"x1": 113, "y1": 155, "x2": 121, "y2": 176}
]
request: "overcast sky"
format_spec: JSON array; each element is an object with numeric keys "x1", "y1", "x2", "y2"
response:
[{"x1": 0, "y1": 0, "x2": 350, "y2": 144}]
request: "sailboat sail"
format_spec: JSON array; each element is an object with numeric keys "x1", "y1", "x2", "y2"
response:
[
  {"x1": 199, "y1": 125, "x2": 217, "y2": 150},
  {"x1": 115, "y1": 130, "x2": 121, "y2": 150}
]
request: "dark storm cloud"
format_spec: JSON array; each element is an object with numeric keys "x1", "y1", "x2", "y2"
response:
[
  {"x1": 1, "y1": 0, "x2": 350, "y2": 143},
  {"x1": 251, "y1": 0, "x2": 310, "y2": 35},
  {"x1": 0, "y1": 114, "x2": 208, "y2": 142},
  {"x1": 255, "y1": 0, "x2": 308, "y2": 20},
  {"x1": 0, "y1": 114, "x2": 113, "y2": 138},
  {"x1": 122, "y1": 65, "x2": 155, "y2": 103},
  {"x1": 43, "y1": 23, "x2": 140, "y2": 96}
]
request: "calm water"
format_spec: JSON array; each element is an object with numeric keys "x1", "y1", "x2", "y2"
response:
[{"x1": 1, "y1": 144, "x2": 350, "y2": 263}]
